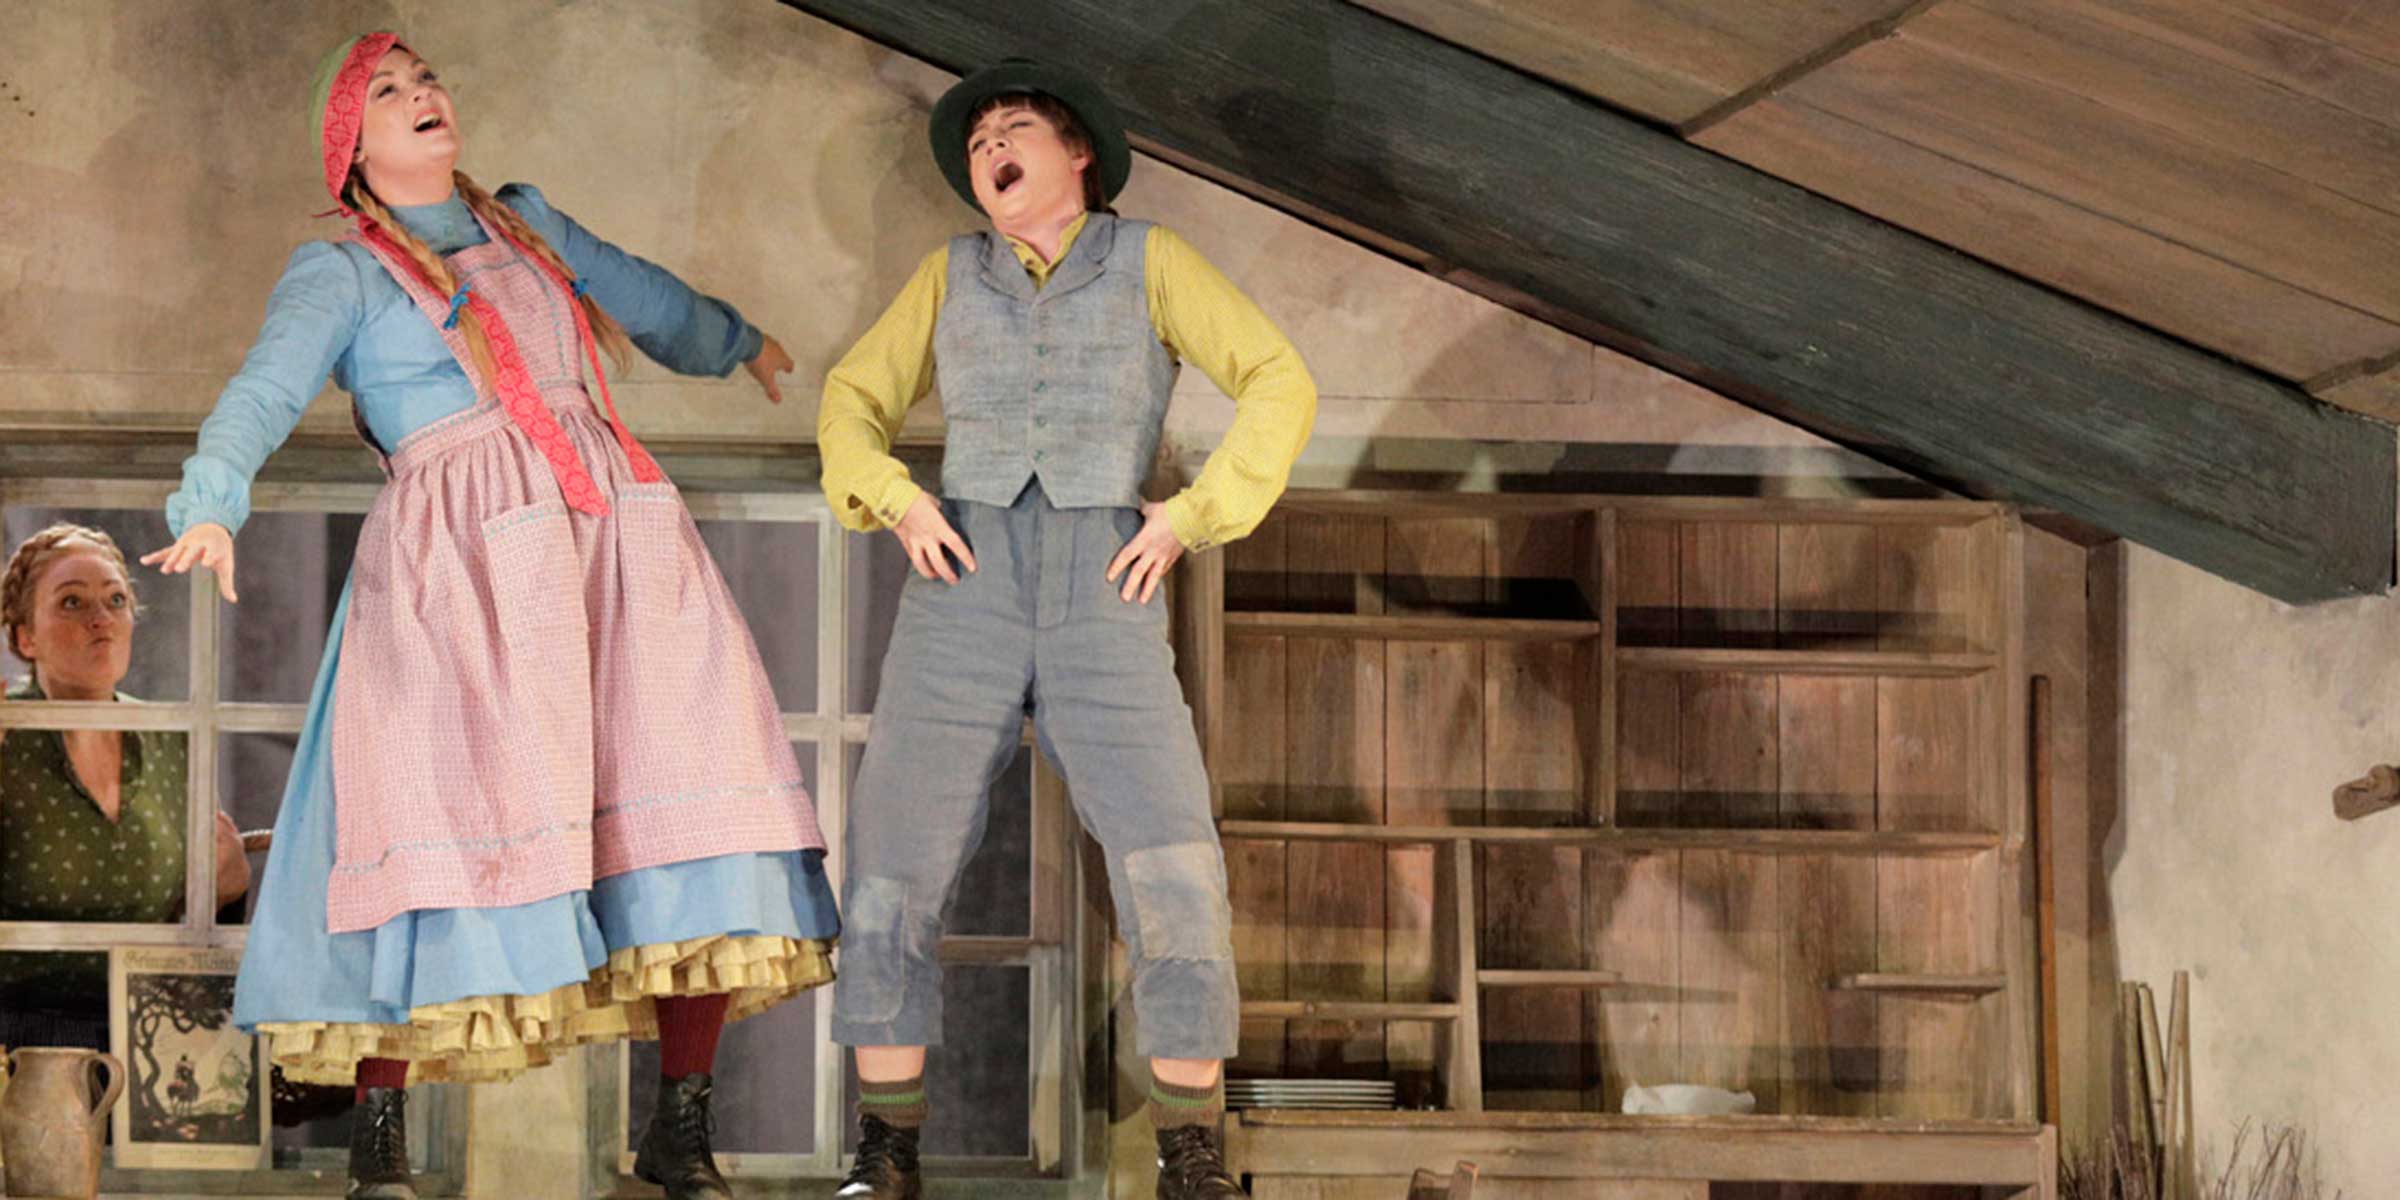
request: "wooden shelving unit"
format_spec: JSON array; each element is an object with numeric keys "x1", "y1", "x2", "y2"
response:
[{"x1": 1172, "y1": 490, "x2": 2049, "y2": 1194}]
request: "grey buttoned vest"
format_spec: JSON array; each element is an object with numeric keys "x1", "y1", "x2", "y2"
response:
[{"x1": 933, "y1": 213, "x2": 1180, "y2": 509}]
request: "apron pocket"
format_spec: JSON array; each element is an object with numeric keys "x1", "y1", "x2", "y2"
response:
[{"x1": 478, "y1": 500, "x2": 582, "y2": 647}]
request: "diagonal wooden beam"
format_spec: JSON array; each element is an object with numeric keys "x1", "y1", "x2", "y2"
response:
[{"x1": 783, "y1": 0, "x2": 2395, "y2": 603}]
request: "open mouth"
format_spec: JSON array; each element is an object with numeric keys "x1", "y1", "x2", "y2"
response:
[
  {"x1": 413, "y1": 112, "x2": 447, "y2": 133},
  {"x1": 993, "y1": 161, "x2": 1024, "y2": 194}
]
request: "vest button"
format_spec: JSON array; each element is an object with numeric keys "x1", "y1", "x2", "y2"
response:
[
  {"x1": 1035, "y1": 416, "x2": 1048, "y2": 427},
  {"x1": 1034, "y1": 450, "x2": 1047, "y2": 461},
  {"x1": 1034, "y1": 381, "x2": 1047, "y2": 392},
  {"x1": 1036, "y1": 345, "x2": 1049, "y2": 357}
]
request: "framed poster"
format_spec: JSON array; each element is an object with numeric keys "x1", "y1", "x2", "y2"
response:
[{"x1": 107, "y1": 947, "x2": 268, "y2": 1169}]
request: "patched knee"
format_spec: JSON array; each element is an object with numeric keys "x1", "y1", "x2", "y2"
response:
[
  {"x1": 834, "y1": 875, "x2": 924, "y2": 1023},
  {"x1": 1123, "y1": 841, "x2": 1232, "y2": 963}
]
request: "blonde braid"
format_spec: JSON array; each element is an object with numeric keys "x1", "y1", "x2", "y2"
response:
[
  {"x1": 454, "y1": 172, "x2": 635, "y2": 372},
  {"x1": 344, "y1": 170, "x2": 501, "y2": 387}
]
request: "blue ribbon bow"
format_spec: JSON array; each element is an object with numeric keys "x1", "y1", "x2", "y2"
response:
[{"x1": 442, "y1": 287, "x2": 473, "y2": 330}]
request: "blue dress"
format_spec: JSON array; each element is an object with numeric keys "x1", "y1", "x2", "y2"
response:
[{"x1": 183, "y1": 189, "x2": 840, "y2": 1084}]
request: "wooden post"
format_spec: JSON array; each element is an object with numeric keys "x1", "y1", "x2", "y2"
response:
[{"x1": 2031, "y1": 675, "x2": 2060, "y2": 1124}]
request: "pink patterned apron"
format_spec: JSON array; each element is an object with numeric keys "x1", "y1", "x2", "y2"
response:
[{"x1": 320, "y1": 210, "x2": 824, "y2": 934}]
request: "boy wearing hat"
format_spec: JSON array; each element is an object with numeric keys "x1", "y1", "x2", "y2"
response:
[{"x1": 819, "y1": 59, "x2": 1315, "y2": 1200}]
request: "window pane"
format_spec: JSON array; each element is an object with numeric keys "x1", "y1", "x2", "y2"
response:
[
  {"x1": 217, "y1": 512, "x2": 361, "y2": 703},
  {"x1": 0, "y1": 950, "x2": 109, "y2": 1051},
  {"x1": 841, "y1": 965, "x2": 1030, "y2": 1159},
  {"x1": 691, "y1": 520, "x2": 819, "y2": 715},
  {"x1": 843, "y1": 532, "x2": 911, "y2": 713},
  {"x1": 2, "y1": 507, "x2": 188, "y2": 701},
  {"x1": 844, "y1": 742, "x2": 1031, "y2": 939},
  {"x1": 215, "y1": 733, "x2": 298, "y2": 925}
]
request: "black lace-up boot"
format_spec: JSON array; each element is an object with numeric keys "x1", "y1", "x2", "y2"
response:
[
  {"x1": 835, "y1": 1112, "x2": 923, "y2": 1199},
  {"x1": 633, "y1": 1073, "x2": 733, "y2": 1199},
  {"x1": 1156, "y1": 1123, "x2": 1247, "y2": 1199},
  {"x1": 347, "y1": 1087, "x2": 415, "y2": 1200}
]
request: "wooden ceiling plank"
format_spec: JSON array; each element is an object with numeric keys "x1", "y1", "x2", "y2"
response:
[
  {"x1": 1344, "y1": 0, "x2": 1935, "y2": 126},
  {"x1": 1343, "y1": 0, "x2": 1727, "y2": 124},
  {"x1": 1695, "y1": 97, "x2": 2400, "y2": 382},
  {"x1": 2313, "y1": 371, "x2": 2400, "y2": 423},
  {"x1": 1682, "y1": 0, "x2": 1946, "y2": 136},
  {"x1": 2212, "y1": 0, "x2": 2400, "y2": 65},
  {"x1": 1786, "y1": 35, "x2": 2400, "y2": 324},
  {"x1": 2078, "y1": 0, "x2": 2400, "y2": 132},
  {"x1": 1922, "y1": 0, "x2": 2400, "y2": 219}
]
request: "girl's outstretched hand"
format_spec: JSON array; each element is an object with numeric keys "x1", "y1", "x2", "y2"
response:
[{"x1": 142, "y1": 523, "x2": 238, "y2": 603}]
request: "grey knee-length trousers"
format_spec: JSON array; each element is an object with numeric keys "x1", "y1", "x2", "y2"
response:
[{"x1": 829, "y1": 483, "x2": 1239, "y2": 1060}]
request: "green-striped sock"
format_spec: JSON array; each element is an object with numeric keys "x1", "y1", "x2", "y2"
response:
[
  {"x1": 858, "y1": 1074, "x2": 927, "y2": 1130},
  {"x1": 1148, "y1": 1073, "x2": 1224, "y2": 1131}
]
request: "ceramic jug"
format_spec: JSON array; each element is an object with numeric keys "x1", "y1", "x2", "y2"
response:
[{"x1": 0, "y1": 1047, "x2": 125, "y2": 1200}]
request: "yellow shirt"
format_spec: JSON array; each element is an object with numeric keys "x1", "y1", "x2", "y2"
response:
[{"x1": 817, "y1": 214, "x2": 1317, "y2": 551}]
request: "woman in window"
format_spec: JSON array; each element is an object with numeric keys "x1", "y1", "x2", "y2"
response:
[
  {"x1": 141, "y1": 33, "x2": 836, "y2": 1200},
  {"x1": 0, "y1": 524, "x2": 250, "y2": 1049}
]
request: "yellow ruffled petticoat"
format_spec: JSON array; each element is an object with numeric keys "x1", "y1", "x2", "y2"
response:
[{"x1": 260, "y1": 934, "x2": 835, "y2": 1085}]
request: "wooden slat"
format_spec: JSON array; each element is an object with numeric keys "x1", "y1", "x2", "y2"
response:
[
  {"x1": 1229, "y1": 1111, "x2": 2054, "y2": 1185},
  {"x1": 1877, "y1": 674, "x2": 1997, "y2": 1118},
  {"x1": 786, "y1": 0, "x2": 2397, "y2": 603},
  {"x1": 1777, "y1": 523, "x2": 1880, "y2": 651},
  {"x1": 1218, "y1": 820, "x2": 2000, "y2": 856},
  {"x1": 1679, "y1": 522, "x2": 1779, "y2": 650},
  {"x1": 1223, "y1": 524, "x2": 1292, "y2": 1078},
  {"x1": 1226, "y1": 508, "x2": 1292, "y2": 610},
  {"x1": 2314, "y1": 369, "x2": 2400, "y2": 424},
  {"x1": 1236, "y1": 1108, "x2": 2040, "y2": 1133},
  {"x1": 1284, "y1": 513, "x2": 1389, "y2": 1078},
  {"x1": 1589, "y1": 509, "x2": 1619, "y2": 827},
  {"x1": 1480, "y1": 970, "x2": 1627, "y2": 988},
  {"x1": 1874, "y1": 678, "x2": 1980, "y2": 833},
  {"x1": 1228, "y1": 833, "x2": 1293, "y2": 1079},
  {"x1": 1385, "y1": 522, "x2": 1486, "y2": 1104},
  {"x1": 1835, "y1": 974, "x2": 2007, "y2": 995},
  {"x1": 1777, "y1": 674, "x2": 1879, "y2": 1118},
  {"x1": 1789, "y1": 34, "x2": 2400, "y2": 328},
  {"x1": 1618, "y1": 647, "x2": 1997, "y2": 678},
  {"x1": 1388, "y1": 516, "x2": 1496, "y2": 614},
  {"x1": 1599, "y1": 523, "x2": 1682, "y2": 1111},
  {"x1": 1678, "y1": 678, "x2": 1782, "y2": 1109},
  {"x1": 1244, "y1": 1001, "x2": 1461, "y2": 1021},
  {"x1": 1922, "y1": 0, "x2": 2400, "y2": 219},
  {"x1": 1344, "y1": 0, "x2": 1930, "y2": 126},
  {"x1": 1224, "y1": 612, "x2": 1603, "y2": 641},
  {"x1": 1446, "y1": 839, "x2": 1486, "y2": 1110},
  {"x1": 1877, "y1": 524, "x2": 1983, "y2": 654},
  {"x1": 1697, "y1": 94, "x2": 2400, "y2": 385},
  {"x1": 2212, "y1": 0, "x2": 2400, "y2": 62},
  {"x1": 1479, "y1": 515, "x2": 1590, "y2": 1110},
  {"x1": 1589, "y1": 849, "x2": 1680, "y2": 1114},
  {"x1": 2076, "y1": 0, "x2": 2400, "y2": 133},
  {"x1": 1287, "y1": 513, "x2": 1388, "y2": 615}
]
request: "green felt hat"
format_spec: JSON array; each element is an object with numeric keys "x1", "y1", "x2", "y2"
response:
[{"x1": 929, "y1": 58, "x2": 1130, "y2": 212}]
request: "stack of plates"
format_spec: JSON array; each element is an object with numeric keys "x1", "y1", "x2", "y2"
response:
[{"x1": 1224, "y1": 1078, "x2": 1398, "y2": 1110}]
